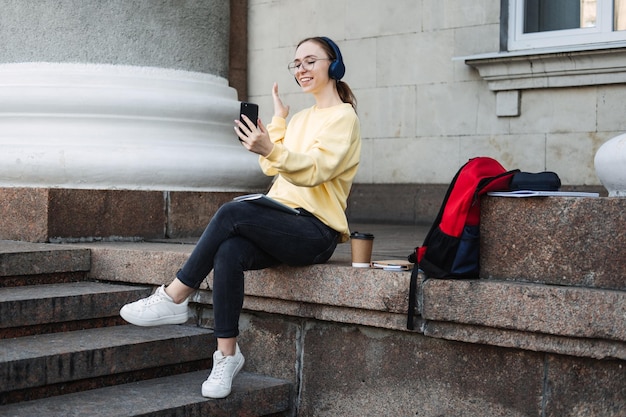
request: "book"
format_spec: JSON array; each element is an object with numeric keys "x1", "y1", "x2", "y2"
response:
[
  {"x1": 233, "y1": 194, "x2": 301, "y2": 215},
  {"x1": 487, "y1": 190, "x2": 599, "y2": 198},
  {"x1": 371, "y1": 259, "x2": 413, "y2": 271}
]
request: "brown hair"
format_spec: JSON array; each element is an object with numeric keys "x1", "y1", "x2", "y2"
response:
[{"x1": 297, "y1": 37, "x2": 357, "y2": 112}]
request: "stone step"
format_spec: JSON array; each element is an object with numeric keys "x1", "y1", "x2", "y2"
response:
[
  {"x1": 1, "y1": 325, "x2": 214, "y2": 397},
  {"x1": 0, "y1": 241, "x2": 90, "y2": 286},
  {"x1": 0, "y1": 244, "x2": 294, "y2": 415},
  {"x1": 0, "y1": 282, "x2": 153, "y2": 337},
  {"x1": 0, "y1": 370, "x2": 293, "y2": 417}
]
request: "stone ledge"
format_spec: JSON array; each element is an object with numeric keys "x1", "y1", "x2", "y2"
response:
[
  {"x1": 481, "y1": 196, "x2": 626, "y2": 290},
  {"x1": 422, "y1": 278, "x2": 626, "y2": 360},
  {"x1": 423, "y1": 279, "x2": 625, "y2": 341},
  {"x1": 193, "y1": 290, "x2": 414, "y2": 332},
  {"x1": 78, "y1": 238, "x2": 625, "y2": 360},
  {"x1": 424, "y1": 321, "x2": 626, "y2": 361},
  {"x1": 80, "y1": 241, "x2": 415, "y2": 332}
]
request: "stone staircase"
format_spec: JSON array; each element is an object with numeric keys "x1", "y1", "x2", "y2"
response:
[
  {"x1": 1, "y1": 193, "x2": 624, "y2": 416},
  {"x1": 0, "y1": 241, "x2": 293, "y2": 416}
]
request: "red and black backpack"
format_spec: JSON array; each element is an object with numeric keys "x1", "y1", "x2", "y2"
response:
[{"x1": 406, "y1": 157, "x2": 518, "y2": 330}]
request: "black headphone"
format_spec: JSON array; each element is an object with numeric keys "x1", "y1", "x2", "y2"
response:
[{"x1": 320, "y1": 37, "x2": 345, "y2": 80}]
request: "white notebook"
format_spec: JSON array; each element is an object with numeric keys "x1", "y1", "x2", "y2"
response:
[
  {"x1": 233, "y1": 194, "x2": 301, "y2": 215},
  {"x1": 487, "y1": 190, "x2": 599, "y2": 198}
]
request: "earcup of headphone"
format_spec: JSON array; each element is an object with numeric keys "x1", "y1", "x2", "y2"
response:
[
  {"x1": 328, "y1": 60, "x2": 345, "y2": 80},
  {"x1": 321, "y1": 37, "x2": 345, "y2": 80}
]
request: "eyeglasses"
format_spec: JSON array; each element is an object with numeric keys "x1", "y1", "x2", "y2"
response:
[{"x1": 287, "y1": 58, "x2": 331, "y2": 75}]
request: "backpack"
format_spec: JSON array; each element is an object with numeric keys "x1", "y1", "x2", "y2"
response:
[{"x1": 406, "y1": 157, "x2": 519, "y2": 330}]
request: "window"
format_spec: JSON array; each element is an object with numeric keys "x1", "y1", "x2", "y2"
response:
[
  {"x1": 508, "y1": 0, "x2": 626, "y2": 50},
  {"x1": 462, "y1": 0, "x2": 626, "y2": 117}
]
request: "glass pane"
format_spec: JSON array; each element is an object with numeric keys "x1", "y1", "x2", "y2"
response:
[
  {"x1": 581, "y1": 0, "x2": 597, "y2": 27},
  {"x1": 616, "y1": 0, "x2": 626, "y2": 30},
  {"x1": 524, "y1": 0, "x2": 597, "y2": 33}
]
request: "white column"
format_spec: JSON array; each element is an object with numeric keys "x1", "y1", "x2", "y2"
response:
[
  {"x1": 0, "y1": 0, "x2": 270, "y2": 192},
  {"x1": 0, "y1": 63, "x2": 269, "y2": 191}
]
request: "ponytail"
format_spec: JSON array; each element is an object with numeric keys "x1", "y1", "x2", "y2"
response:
[{"x1": 337, "y1": 80, "x2": 357, "y2": 112}]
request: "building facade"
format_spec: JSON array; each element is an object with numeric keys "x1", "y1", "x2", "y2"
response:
[{"x1": 247, "y1": 0, "x2": 626, "y2": 190}]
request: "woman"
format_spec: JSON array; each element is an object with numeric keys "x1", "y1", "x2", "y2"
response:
[{"x1": 120, "y1": 36, "x2": 360, "y2": 399}]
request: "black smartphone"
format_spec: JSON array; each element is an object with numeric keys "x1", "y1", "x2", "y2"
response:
[{"x1": 239, "y1": 102, "x2": 258, "y2": 136}]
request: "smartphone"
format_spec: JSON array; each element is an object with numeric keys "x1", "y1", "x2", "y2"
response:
[{"x1": 239, "y1": 102, "x2": 258, "y2": 136}]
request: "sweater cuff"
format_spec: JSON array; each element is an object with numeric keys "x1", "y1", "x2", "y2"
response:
[
  {"x1": 264, "y1": 141, "x2": 284, "y2": 162},
  {"x1": 269, "y1": 116, "x2": 286, "y2": 134}
]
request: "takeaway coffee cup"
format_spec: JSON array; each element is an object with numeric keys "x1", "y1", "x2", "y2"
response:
[{"x1": 350, "y1": 232, "x2": 375, "y2": 267}]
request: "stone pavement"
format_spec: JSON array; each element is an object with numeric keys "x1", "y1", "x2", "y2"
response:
[{"x1": 330, "y1": 223, "x2": 429, "y2": 265}]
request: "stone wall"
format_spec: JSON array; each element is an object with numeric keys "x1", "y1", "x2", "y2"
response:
[
  {"x1": 231, "y1": 310, "x2": 624, "y2": 417},
  {"x1": 247, "y1": 0, "x2": 626, "y2": 190}
]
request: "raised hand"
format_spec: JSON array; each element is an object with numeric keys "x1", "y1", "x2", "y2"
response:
[{"x1": 272, "y1": 82, "x2": 289, "y2": 119}]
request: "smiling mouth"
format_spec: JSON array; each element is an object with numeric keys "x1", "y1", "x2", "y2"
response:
[{"x1": 299, "y1": 77, "x2": 312, "y2": 84}]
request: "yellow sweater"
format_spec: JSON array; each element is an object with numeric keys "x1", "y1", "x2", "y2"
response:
[{"x1": 260, "y1": 103, "x2": 361, "y2": 243}]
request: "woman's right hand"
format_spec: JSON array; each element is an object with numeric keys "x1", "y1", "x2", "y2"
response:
[{"x1": 272, "y1": 82, "x2": 289, "y2": 119}]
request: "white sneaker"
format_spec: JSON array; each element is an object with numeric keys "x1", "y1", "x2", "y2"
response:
[
  {"x1": 201, "y1": 344, "x2": 245, "y2": 399},
  {"x1": 120, "y1": 285, "x2": 189, "y2": 326}
]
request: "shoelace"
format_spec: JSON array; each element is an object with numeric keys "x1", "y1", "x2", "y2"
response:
[
  {"x1": 208, "y1": 356, "x2": 229, "y2": 382},
  {"x1": 139, "y1": 291, "x2": 166, "y2": 307}
]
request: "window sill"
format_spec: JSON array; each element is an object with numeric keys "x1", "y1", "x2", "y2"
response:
[{"x1": 458, "y1": 44, "x2": 626, "y2": 116}]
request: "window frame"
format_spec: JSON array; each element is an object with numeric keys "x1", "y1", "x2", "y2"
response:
[
  {"x1": 508, "y1": 0, "x2": 626, "y2": 51},
  {"x1": 459, "y1": 0, "x2": 626, "y2": 117}
]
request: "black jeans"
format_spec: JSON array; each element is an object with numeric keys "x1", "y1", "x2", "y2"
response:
[{"x1": 176, "y1": 201, "x2": 339, "y2": 338}]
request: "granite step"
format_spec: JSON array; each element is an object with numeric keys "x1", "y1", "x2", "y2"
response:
[
  {"x1": 1, "y1": 324, "x2": 214, "y2": 404},
  {"x1": 0, "y1": 370, "x2": 293, "y2": 417},
  {"x1": 0, "y1": 282, "x2": 153, "y2": 338},
  {"x1": 0, "y1": 243, "x2": 294, "y2": 415},
  {"x1": 0, "y1": 241, "x2": 90, "y2": 287}
]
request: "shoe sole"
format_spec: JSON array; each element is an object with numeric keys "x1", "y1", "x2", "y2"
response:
[
  {"x1": 201, "y1": 356, "x2": 245, "y2": 399},
  {"x1": 119, "y1": 307, "x2": 188, "y2": 327}
]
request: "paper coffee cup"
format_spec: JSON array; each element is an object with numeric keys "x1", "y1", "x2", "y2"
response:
[{"x1": 350, "y1": 232, "x2": 374, "y2": 267}]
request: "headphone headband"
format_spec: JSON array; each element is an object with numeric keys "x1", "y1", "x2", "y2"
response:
[{"x1": 320, "y1": 37, "x2": 345, "y2": 80}]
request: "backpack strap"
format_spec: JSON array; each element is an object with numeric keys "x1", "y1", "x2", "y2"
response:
[
  {"x1": 407, "y1": 265, "x2": 420, "y2": 330},
  {"x1": 407, "y1": 159, "x2": 479, "y2": 330}
]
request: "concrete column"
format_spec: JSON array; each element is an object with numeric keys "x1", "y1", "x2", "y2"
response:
[
  {"x1": 0, "y1": 0, "x2": 229, "y2": 75},
  {"x1": 0, "y1": 0, "x2": 268, "y2": 191}
]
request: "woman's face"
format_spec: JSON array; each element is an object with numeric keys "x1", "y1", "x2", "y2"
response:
[{"x1": 292, "y1": 40, "x2": 332, "y2": 93}]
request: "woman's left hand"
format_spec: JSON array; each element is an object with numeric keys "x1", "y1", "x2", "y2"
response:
[{"x1": 235, "y1": 116, "x2": 274, "y2": 157}]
